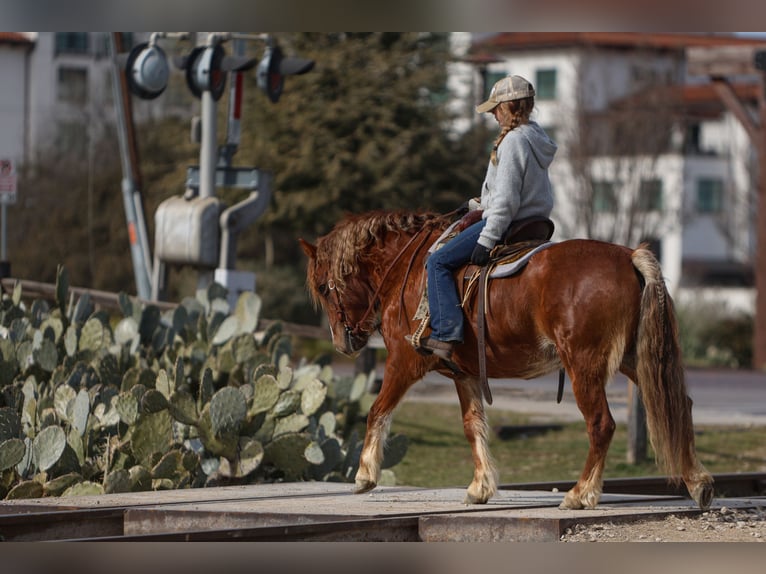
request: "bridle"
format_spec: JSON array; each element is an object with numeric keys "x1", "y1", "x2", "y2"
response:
[
  {"x1": 324, "y1": 278, "x2": 371, "y2": 341},
  {"x1": 321, "y1": 223, "x2": 438, "y2": 341}
]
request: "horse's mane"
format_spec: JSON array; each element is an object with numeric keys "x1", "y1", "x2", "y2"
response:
[{"x1": 315, "y1": 210, "x2": 447, "y2": 292}]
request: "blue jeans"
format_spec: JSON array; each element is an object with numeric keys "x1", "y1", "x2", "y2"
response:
[{"x1": 426, "y1": 219, "x2": 486, "y2": 343}]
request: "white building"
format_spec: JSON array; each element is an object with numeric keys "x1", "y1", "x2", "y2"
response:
[
  {"x1": 464, "y1": 33, "x2": 766, "y2": 312},
  {"x1": 0, "y1": 33, "x2": 33, "y2": 166},
  {"x1": 0, "y1": 32, "x2": 190, "y2": 168}
]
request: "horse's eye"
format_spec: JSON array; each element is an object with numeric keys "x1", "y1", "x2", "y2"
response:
[{"x1": 318, "y1": 283, "x2": 328, "y2": 296}]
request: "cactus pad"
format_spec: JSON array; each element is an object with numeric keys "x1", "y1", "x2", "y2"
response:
[
  {"x1": 271, "y1": 390, "x2": 301, "y2": 418},
  {"x1": 6, "y1": 479, "x2": 44, "y2": 500},
  {"x1": 0, "y1": 438, "x2": 26, "y2": 471},
  {"x1": 273, "y1": 413, "x2": 309, "y2": 437},
  {"x1": 44, "y1": 472, "x2": 84, "y2": 496},
  {"x1": 104, "y1": 469, "x2": 131, "y2": 494},
  {"x1": 250, "y1": 374, "x2": 281, "y2": 415},
  {"x1": 32, "y1": 425, "x2": 67, "y2": 471},
  {"x1": 300, "y1": 379, "x2": 328, "y2": 416},
  {"x1": 130, "y1": 411, "x2": 172, "y2": 466},
  {"x1": 62, "y1": 481, "x2": 105, "y2": 497},
  {"x1": 209, "y1": 387, "x2": 247, "y2": 436},
  {"x1": 263, "y1": 433, "x2": 311, "y2": 481},
  {"x1": 218, "y1": 437, "x2": 264, "y2": 478},
  {"x1": 168, "y1": 390, "x2": 199, "y2": 426}
]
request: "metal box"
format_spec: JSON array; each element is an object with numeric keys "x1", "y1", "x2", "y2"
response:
[{"x1": 154, "y1": 195, "x2": 222, "y2": 266}]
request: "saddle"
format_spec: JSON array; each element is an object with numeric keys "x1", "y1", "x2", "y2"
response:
[
  {"x1": 412, "y1": 215, "x2": 557, "y2": 405},
  {"x1": 463, "y1": 217, "x2": 555, "y2": 404}
]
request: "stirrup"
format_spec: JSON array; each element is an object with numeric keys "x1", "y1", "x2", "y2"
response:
[{"x1": 406, "y1": 335, "x2": 453, "y2": 361}]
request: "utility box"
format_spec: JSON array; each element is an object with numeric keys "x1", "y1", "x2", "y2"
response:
[{"x1": 155, "y1": 195, "x2": 222, "y2": 267}]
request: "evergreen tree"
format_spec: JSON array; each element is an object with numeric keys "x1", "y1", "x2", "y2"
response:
[{"x1": 238, "y1": 33, "x2": 485, "y2": 240}]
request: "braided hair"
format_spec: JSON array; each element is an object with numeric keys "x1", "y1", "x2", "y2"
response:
[{"x1": 490, "y1": 96, "x2": 535, "y2": 165}]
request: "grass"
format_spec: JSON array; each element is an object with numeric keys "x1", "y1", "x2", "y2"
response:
[{"x1": 386, "y1": 401, "x2": 766, "y2": 489}]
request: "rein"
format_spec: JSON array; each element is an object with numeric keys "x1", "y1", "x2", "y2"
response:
[
  {"x1": 352, "y1": 226, "x2": 436, "y2": 337},
  {"x1": 330, "y1": 222, "x2": 442, "y2": 339}
]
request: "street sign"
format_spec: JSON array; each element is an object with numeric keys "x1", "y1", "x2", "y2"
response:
[{"x1": 0, "y1": 159, "x2": 17, "y2": 204}]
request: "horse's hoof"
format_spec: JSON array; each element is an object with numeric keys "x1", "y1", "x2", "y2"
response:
[
  {"x1": 354, "y1": 479, "x2": 377, "y2": 494},
  {"x1": 463, "y1": 492, "x2": 489, "y2": 505},
  {"x1": 558, "y1": 493, "x2": 584, "y2": 510},
  {"x1": 692, "y1": 482, "x2": 715, "y2": 510}
]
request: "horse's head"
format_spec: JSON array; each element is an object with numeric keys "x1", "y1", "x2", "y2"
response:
[
  {"x1": 300, "y1": 237, "x2": 376, "y2": 357},
  {"x1": 300, "y1": 210, "x2": 445, "y2": 357}
]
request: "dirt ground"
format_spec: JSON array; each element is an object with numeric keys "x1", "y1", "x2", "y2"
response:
[{"x1": 559, "y1": 506, "x2": 766, "y2": 542}]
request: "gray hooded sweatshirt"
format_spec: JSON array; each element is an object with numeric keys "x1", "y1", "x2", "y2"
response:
[{"x1": 477, "y1": 120, "x2": 557, "y2": 249}]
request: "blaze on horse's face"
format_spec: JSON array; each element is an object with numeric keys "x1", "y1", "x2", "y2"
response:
[{"x1": 299, "y1": 238, "x2": 370, "y2": 357}]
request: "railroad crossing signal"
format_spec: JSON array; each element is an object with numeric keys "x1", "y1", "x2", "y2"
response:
[{"x1": 120, "y1": 34, "x2": 314, "y2": 104}]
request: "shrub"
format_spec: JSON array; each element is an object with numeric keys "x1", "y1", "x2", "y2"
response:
[{"x1": 676, "y1": 300, "x2": 753, "y2": 368}]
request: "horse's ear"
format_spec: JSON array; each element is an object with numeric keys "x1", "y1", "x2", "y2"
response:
[{"x1": 298, "y1": 238, "x2": 317, "y2": 259}]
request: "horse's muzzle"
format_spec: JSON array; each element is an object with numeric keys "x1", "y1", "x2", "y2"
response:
[{"x1": 337, "y1": 328, "x2": 368, "y2": 358}]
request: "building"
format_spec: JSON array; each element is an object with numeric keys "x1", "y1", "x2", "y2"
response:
[
  {"x1": 0, "y1": 32, "x2": 191, "y2": 168},
  {"x1": 0, "y1": 33, "x2": 33, "y2": 166},
  {"x1": 465, "y1": 33, "x2": 766, "y2": 312}
]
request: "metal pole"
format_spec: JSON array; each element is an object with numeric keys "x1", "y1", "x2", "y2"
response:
[
  {"x1": 110, "y1": 33, "x2": 152, "y2": 300},
  {"x1": 199, "y1": 90, "x2": 217, "y2": 199},
  {"x1": 754, "y1": 70, "x2": 766, "y2": 370},
  {"x1": 1, "y1": 203, "x2": 6, "y2": 261}
]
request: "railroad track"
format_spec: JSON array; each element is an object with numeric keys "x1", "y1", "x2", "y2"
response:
[{"x1": 1, "y1": 473, "x2": 764, "y2": 542}]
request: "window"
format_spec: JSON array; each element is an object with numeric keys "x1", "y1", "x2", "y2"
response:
[
  {"x1": 592, "y1": 180, "x2": 617, "y2": 213},
  {"x1": 638, "y1": 179, "x2": 663, "y2": 212},
  {"x1": 55, "y1": 33, "x2": 89, "y2": 55},
  {"x1": 697, "y1": 178, "x2": 724, "y2": 214},
  {"x1": 535, "y1": 69, "x2": 557, "y2": 100},
  {"x1": 58, "y1": 67, "x2": 88, "y2": 105}
]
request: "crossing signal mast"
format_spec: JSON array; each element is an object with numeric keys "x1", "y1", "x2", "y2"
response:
[{"x1": 113, "y1": 32, "x2": 314, "y2": 305}]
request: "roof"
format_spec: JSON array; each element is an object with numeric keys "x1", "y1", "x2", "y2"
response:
[
  {"x1": 471, "y1": 32, "x2": 766, "y2": 54},
  {"x1": 0, "y1": 32, "x2": 33, "y2": 46},
  {"x1": 608, "y1": 82, "x2": 762, "y2": 119}
]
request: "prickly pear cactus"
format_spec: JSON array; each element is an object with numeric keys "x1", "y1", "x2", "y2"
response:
[{"x1": 0, "y1": 269, "x2": 405, "y2": 499}]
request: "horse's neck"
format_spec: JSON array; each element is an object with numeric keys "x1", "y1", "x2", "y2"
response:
[{"x1": 365, "y1": 226, "x2": 440, "y2": 292}]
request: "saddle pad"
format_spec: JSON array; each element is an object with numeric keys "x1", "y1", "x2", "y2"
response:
[{"x1": 489, "y1": 240, "x2": 554, "y2": 278}]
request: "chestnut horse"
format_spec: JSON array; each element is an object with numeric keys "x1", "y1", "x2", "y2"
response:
[{"x1": 300, "y1": 210, "x2": 714, "y2": 510}]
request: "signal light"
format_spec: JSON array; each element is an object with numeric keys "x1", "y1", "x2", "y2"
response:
[
  {"x1": 124, "y1": 42, "x2": 169, "y2": 100},
  {"x1": 185, "y1": 44, "x2": 227, "y2": 101},
  {"x1": 256, "y1": 44, "x2": 314, "y2": 103}
]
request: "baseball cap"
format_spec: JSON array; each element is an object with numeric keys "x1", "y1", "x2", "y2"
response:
[{"x1": 476, "y1": 75, "x2": 535, "y2": 113}]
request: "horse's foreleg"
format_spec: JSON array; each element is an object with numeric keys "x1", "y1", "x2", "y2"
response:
[
  {"x1": 354, "y1": 355, "x2": 420, "y2": 495},
  {"x1": 560, "y1": 376, "x2": 615, "y2": 510},
  {"x1": 454, "y1": 375, "x2": 498, "y2": 504}
]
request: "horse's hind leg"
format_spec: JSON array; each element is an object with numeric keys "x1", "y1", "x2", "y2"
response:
[
  {"x1": 560, "y1": 371, "x2": 615, "y2": 510},
  {"x1": 454, "y1": 374, "x2": 498, "y2": 504}
]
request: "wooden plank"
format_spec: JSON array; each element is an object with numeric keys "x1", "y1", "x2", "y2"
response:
[
  {"x1": 0, "y1": 481, "x2": 354, "y2": 514},
  {"x1": 710, "y1": 78, "x2": 762, "y2": 143},
  {"x1": 687, "y1": 46, "x2": 762, "y2": 77}
]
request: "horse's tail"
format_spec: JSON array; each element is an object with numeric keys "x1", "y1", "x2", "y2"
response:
[{"x1": 631, "y1": 245, "x2": 695, "y2": 483}]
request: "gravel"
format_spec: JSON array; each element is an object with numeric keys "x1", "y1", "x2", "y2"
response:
[{"x1": 559, "y1": 506, "x2": 766, "y2": 542}]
